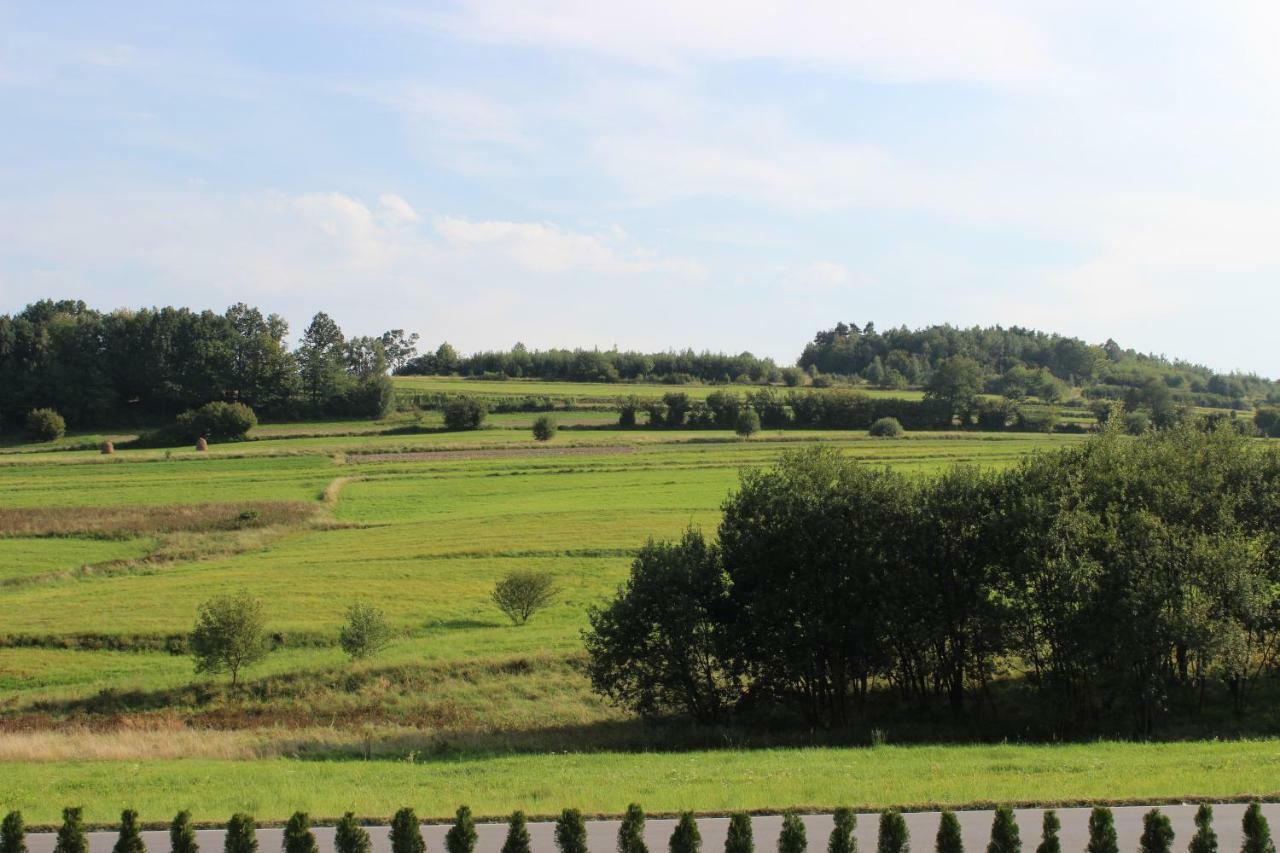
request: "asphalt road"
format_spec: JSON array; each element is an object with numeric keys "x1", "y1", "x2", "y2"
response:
[{"x1": 22, "y1": 803, "x2": 1279, "y2": 853}]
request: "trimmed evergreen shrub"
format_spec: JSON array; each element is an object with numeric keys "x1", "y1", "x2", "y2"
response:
[
  {"x1": 1035, "y1": 811, "x2": 1061, "y2": 853},
  {"x1": 726, "y1": 814, "x2": 754, "y2": 853},
  {"x1": 532, "y1": 415, "x2": 558, "y2": 441},
  {"x1": 829, "y1": 810, "x2": 855, "y2": 853},
  {"x1": 224, "y1": 814, "x2": 258, "y2": 853},
  {"x1": 25, "y1": 408, "x2": 65, "y2": 442},
  {"x1": 502, "y1": 811, "x2": 531, "y2": 853},
  {"x1": 619, "y1": 804, "x2": 649, "y2": 853},
  {"x1": 284, "y1": 812, "x2": 318, "y2": 853},
  {"x1": 1, "y1": 811, "x2": 26, "y2": 853},
  {"x1": 391, "y1": 808, "x2": 426, "y2": 853},
  {"x1": 878, "y1": 812, "x2": 909, "y2": 853},
  {"x1": 670, "y1": 813, "x2": 702, "y2": 853},
  {"x1": 987, "y1": 807, "x2": 1020, "y2": 853},
  {"x1": 113, "y1": 810, "x2": 147, "y2": 853},
  {"x1": 869, "y1": 417, "x2": 904, "y2": 437},
  {"x1": 1140, "y1": 810, "x2": 1174, "y2": 853},
  {"x1": 1243, "y1": 803, "x2": 1276, "y2": 853},
  {"x1": 1188, "y1": 805, "x2": 1217, "y2": 853},
  {"x1": 555, "y1": 809, "x2": 588, "y2": 853},
  {"x1": 445, "y1": 807, "x2": 477, "y2": 853},
  {"x1": 936, "y1": 811, "x2": 962, "y2": 853},
  {"x1": 53, "y1": 808, "x2": 87, "y2": 853},
  {"x1": 735, "y1": 408, "x2": 761, "y2": 437},
  {"x1": 779, "y1": 813, "x2": 806, "y2": 853},
  {"x1": 335, "y1": 813, "x2": 371, "y2": 853},
  {"x1": 170, "y1": 812, "x2": 198, "y2": 853},
  {"x1": 1086, "y1": 808, "x2": 1117, "y2": 853}
]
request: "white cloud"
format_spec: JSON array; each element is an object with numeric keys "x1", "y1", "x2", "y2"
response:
[{"x1": 783, "y1": 261, "x2": 850, "y2": 291}]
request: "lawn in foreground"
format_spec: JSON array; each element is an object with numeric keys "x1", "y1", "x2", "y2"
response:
[{"x1": 3, "y1": 740, "x2": 1279, "y2": 824}]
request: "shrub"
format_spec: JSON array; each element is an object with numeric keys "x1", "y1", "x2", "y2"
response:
[
  {"x1": 492, "y1": 570, "x2": 558, "y2": 625},
  {"x1": 619, "y1": 804, "x2": 649, "y2": 853},
  {"x1": 175, "y1": 402, "x2": 257, "y2": 442},
  {"x1": 225, "y1": 815, "x2": 257, "y2": 853},
  {"x1": 533, "y1": 415, "x2": 558, "y2": 441},
  {"x1": 443, "y1": 397, "x2": 487, "y2": 430},
  {"x1": 734, "y1": 408, "x2": 761, "y2": 437},
  {"x1": 170, "y1": 812, "x2": 197, "y2": 853},
  {"x1": 191, "y1": 590, "x2": 269, "y2": 687},
  {"x1": 727, "y1": 813, "x2": 754, "y2": 853},
  {"x1": 618, "y1": 396, "x2": 641, "y2": 427},
  {"x1": 1086, "y1": 808, "x2": 1117, "y2": 853},
  {"x1": 2, "y1": 811, "x2": 26, "y2": 853},
  {"x1": 339, "y1": 601, "x2": 393, "y2": 661},
  {"x1": 1125, "y1": 409, "x2": 1152, "y2": 435},
  {"x1": 391, "y1": 809, "x2": 425, "y2": 853},
  {"x1": 335, "y1": 813, "x2": 371, "y2": 853},
  {"x1": 502, "y1": 812, "x2": 531, "y2": 853},
  {"x1": 1035, "y1": 811, "x2": 1060, "y2": 853},
  {"x1": 53, "y1": 807, "x2": 87, "y2": 853},
  {"x1": 1139, "y1": 810, "x2": 1173, "y2": 853},
  {"x1": 25, "y1": 408, "x2": 65, "y2": 442},
  {"x1": 987, "y1": 807, "x2": 1019, "y2": 853},
  {"x1": 1256, "y1": 406, "x2": 1280, "y2": 438},
  {"x1": 829, "y1": 810, "x2": 855, "y2": 853},
  {"x1": 670, "y1": 813, "x2": 701, "y2": 853},
  {"x1": 445, "y1": 807, "x2": 477, "y2": 853},
  {"x1": 877, "y1": 812, "x2": 908, "y2": 853},
  {"x1": 1014, "y1": 408, "x2": 1057, "y2": 433},
  {"x1": 779, "y1": 813, "x2": 807, "y2": 853},
  {"x1": 113, "y1": 810, "x2": 146, "y2": 853},
  {"x1": 1188, "y1": 805, "x2": 1216, "y2": 853},
  {"x1": 869, "y1": 417, "x2": 904, "y2": 437},
  {"x1": 284, "y1": 813, "x2": 318, "y2": 853},
  {"x1": 555, "y1": 810, "x2": 588, "y2": 853},
  {"x1": 663, "y1": 392, "x2": 692, "y2": 427},
  {"x1": 1243, "y1": 803, "x2": 1275, "y2": 853},
  {"x1": 975, "y1": 399, "x2": 1015, "y2": 431},
  {"x1": 936, "y1": 811, "x2": 962, "y2": 853}
]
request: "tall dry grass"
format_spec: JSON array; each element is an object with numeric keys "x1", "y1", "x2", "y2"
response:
[{"x1": 0, "y1": 501, "x2": 316, "y2": 538}]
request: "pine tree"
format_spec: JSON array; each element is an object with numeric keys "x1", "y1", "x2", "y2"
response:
[
  {"x1": 1, "y1": 811, "x2": 26, "y2": 853},
  {"x1": 53, "y1": 808, "x2": 88, "y2": 853},
  {"x1": 936, "y1": 812, "x2": 962, "y2": 853},
  {"x1": 224, "y1": 814, "x2": 258, "y2": 853},
  {"x1": 987, "y1": 807, "x2": 1020, "y2": 853},
  {"x1": 284, "y1": 813, "x2": 318, "y2": 853},
  {"x1": 1140, "y1": 810, "x2": 1174, "y2": 853},
  {"x1": 555, "y1": 809, "x2": 588, "y2": 853},
  {"x1": 113, "y1": 810, "x2": 147, "y2": 853},
  {"x1": 391, "y1": 809, "x2": 426, "y2": 853},
  {"x1": 1035, "y1": 812, "x2": 1060, "y2": 853},
  {"x1": 779, "y1": 813, "x2": 806, "y2": 853},
  {"x1": 727, "y1": 814, "x2": 754, "y2": 853},
  {"x1": 445, "y1": 807, "x2": 477, "y2": 853},
  {"x1": 335, "y1": 813, "x2": 371, "y2": 853},
  {"x1": 1086, "y1": 808, "x2": 1117, "y2": 853},
  {"x1": 829, "y1": 810, "x2": 856, "y2": 853},
  {"x1": 1242, "y1": 803, "x2": 1276, "y2": 853},
  {"x1": 1189, "y1": 805, "x2": 1217, "y2": 853},
  {"x1": 878, "y1": 812, "x2": 909, "y2": 853},
  {"x1": 670, "y1": 813, "x2": 702, "y2": 853},
  {"x1": 170, "y1": 812, "x2": 199, "y2": 853},
  {"x1": 502, "y1": 812, "x2": 531, "y2": 853},
  {"x1": 620, "y1": 804, "x2": 649, "y2": 853}
]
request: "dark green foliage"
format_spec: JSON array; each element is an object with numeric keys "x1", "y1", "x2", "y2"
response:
[
  {"x1": 1189, "y1": 805, "x2": 1217, "y2": 853},
  {"x1": 335, "y1": 813, "x2": 371, "y2": 853},
  {"x1": 113, "y1": 810, "x2": 146, "y2": 853},
  {"x1": 284, "y1": 812, "x2": 318, "y2": 853},
  {"x1": 224, "y1": 815, "x2": 257, "y2": 853},
  {"x1": 53, "y1": 808, "x2": 87, "y2": 853},
  {"x1": 445, "y1": 807, "x2": 477, "y2": 853},
  {"x1": 617, "y1": 396, "x2": 641, "y2": 427},
  {"x1": 1125, "y1": 409, "x2": 1152, "y2": 434},
  {"x1": 1256, "y1": 407, "x2": 1280, "y2": 438},
  {"x1": 190, "y1": 590, "x2": 269, "y2": 687},
  {"x1": 868, "y1": 417, "x2": 903, "y2": 437},
  {"x1": 1242, "y1": 803, "x2": 1275, "y2": 853},
  {"x1": 555, "y1": 809, "x2": 588, "y2": 853},
  {"x1": 987, "y1": 807, "x2": 1019, "y2": 853},
  {"x1": 339, "y1": 601, "x2": 393, "y2": 660},
  {"x1": 936, "y1": 811, "x2": 962, "y2": 853},
  {"x1": 25, "y1": 408, "x2": 65, "y2": 442},
  {"x1": 532, "y1": 414, "x2": 558, "y2": 441},
  {"x1": 170, "y1": 812, "x2": 198, "y2": 853},
  {"x1": 619, "y1": 804, "x2": 649, "y2": 853},
  {"x1": 779, "y1": 813, "x2": 806, "y2": 853},
  {"x1": 1140, "y1": 810, "x2": 1174, "y2": 853},
  {"x1": 726, "y1": 814, "x2": 753, "y2": 853},
  {"x1": 925, "y1": 356, "x2": 985, "y2": 422},
  {"x1": 391, "y1": 808, "x2": 426, "y2": 853},
  {"x1": 175, "y1": 401, "x2": 257, "y2": 442},
  {"x1": 663, "y1": 392, "x2": 692, "y2": 427},
  {"x1": 829, "y1": 810, "x2": 855, "y2": 853},
  {"x1": 502, "y1": 811, "x2": 531, "y2": 853},
  {"x1": 443, "y1": 397, "x2": 487, "y2": 430},
  {"x1": 670, "y1": 813, "x2": 701, "y2": 853},
  {"x1": 1086, "y1": 808, "x2": 1117, "y2": 853},
  {"x1": 877, "y1": 812, "x2": 909, "y2": 853},
  {"x1": 1, "y1": 811, "x2": 26, "y2": 853},
  {"x1": 734, "y1": 408, "x2": 761, "y2": 437},
  {"x1": 1035, "y1": 811, "x2": 1060, "y2": 853}
]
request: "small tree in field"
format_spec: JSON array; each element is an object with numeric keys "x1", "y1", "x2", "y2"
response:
[
  {"x1": 445, "y1": 807, "x2": 477, "y2": 853},
  {"x1": 555, "y1": 809, "x2": 588, "y2": 853},
  {"x1": 1036, "y1": 811, "x2": 1060, "y2": 853},
  {"x1": 533, "y1": 415, "x2": 558, "y2": 441},
  {"x1": 190, "y1": 590, "x2": 268, "y2": 687},
  {"x1": 2, "y1": 811, "x2": 26, "y2": 853},
  {"x1": 1086, "y1": 808, "x2": 1117, "y2": 853},
  {"x1": 779, "y1": 813, "x2": 806, "y2": 853},
  {"x1": 492, "y1": 570, "x2": 558, "y2": 625},
  {"x1": 936, "y1": 811, "x2": 962, "y2": 853},
  {"x1": 829, "y1": 810, "x2": 855, "y2": 853},
  {"x1": 113, "y1": 810, "x2": 146, "y2": 853},
  {"x1": 726, "y1": 814, "x2": 754, "y2": 853},
  {"x1": 443, "y1": 397, "x2": 486, "y2": 430},
  {"x1": 224, "y1": 814, "x2": 257, "y2": 853},
  {"x1": 502, "y1": 811, "x2": 531, "y2": 853},
  {"x1": 335, "y1": 813, "x2": 371, "y2": 853},
  {"x1": 1140, "y1": 810, "x2": 1173, "y2": 853},
  {"x1": 735, "y1": 408, "x2": 761, "y2": 438},
  {"x1": 620, "y1": 804, "x2": 649, "y2": 853},
  {"x1": 53, "y1": 808, "x2": 87, "y2": 853},
  {"x1": 1189, "y1": 805, "x2": 1217, "y2": 853},
  {"x1": 878, "y1": 812, "x2": 908, "y2": 853},
  {"x1": 987, "y1": 807, "x2": 1020, "y2": 853},
  {"x1": 339, "y1": 601, "x2": 393, "y2": 661},
  {"x1": 1243, "y1": 804, "x2": 1275, "y2": 853},
  {"x1": 391, "y1": 808, "x2": 425, "y2": 853},
  {"x1": 170, "y1": 812, "x2": 198, "y2": 853},
  {"x1": 284, "y1": 812, "x2": 318, "y2": 853},
  {"x1": 670, "y1": 813, "x2": 701, "y2": 853}
]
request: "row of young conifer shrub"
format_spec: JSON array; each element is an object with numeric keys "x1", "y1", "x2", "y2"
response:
[{"x1": 0, "y1": 802, "x2": 1275, "y2": 853}]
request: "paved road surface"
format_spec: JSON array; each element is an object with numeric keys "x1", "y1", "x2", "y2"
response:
[{"x1": 24, "y1": 803, "x2": 1279, "y2": 853}]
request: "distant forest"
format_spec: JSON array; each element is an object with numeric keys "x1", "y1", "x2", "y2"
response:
[{"x1": 1, "y1": 299, "x2": 1276, "y2": 429}]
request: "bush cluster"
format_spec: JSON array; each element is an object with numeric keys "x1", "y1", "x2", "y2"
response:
[
  {"x1": 175, "y1": 401, "x2": 258, "y2": 442},
  {"x1": 443, "y1": 397, "x2": 487, "y2": 430},
  {"x1": 24, "y1": 407, "x2": 65, "y2": 442}
]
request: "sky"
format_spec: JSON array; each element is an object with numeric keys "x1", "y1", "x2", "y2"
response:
[{"x1": 1, "y1": 1, "x2": 1278, "y2": 375}]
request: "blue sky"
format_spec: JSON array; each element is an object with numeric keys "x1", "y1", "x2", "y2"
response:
[{"x1": 2, "y1": 1, "x2": 1278, "y2": 374}]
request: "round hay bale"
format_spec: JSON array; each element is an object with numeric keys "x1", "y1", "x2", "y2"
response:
[
  {"x1": 195, "y1": 436, "x2": 208, "y2": 452},
  {"x1": 100, "y1": 440, "x2": 114, "y2": 454}
]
